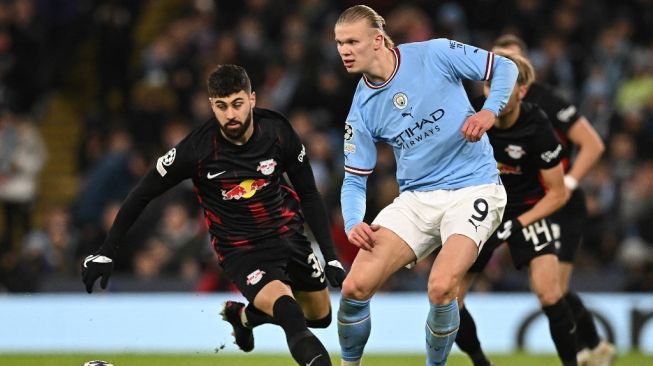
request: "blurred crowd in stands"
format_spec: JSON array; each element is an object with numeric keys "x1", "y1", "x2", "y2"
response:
[{"x1": 0, "y1": 0, "x2": 652, "y2": 293}]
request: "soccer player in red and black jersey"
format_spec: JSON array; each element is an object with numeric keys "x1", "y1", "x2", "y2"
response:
[
  {"x1": 82, "y1": 64, "x2": 345, "y2": 366},
  {"x1": 457, "y1": 36, "x2": 613, "y2": 366},
  {"x1": 456, "y1": 52, "x2": 578, "y2": 366}
]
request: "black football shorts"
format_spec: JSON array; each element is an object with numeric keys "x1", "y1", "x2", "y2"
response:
[
  {"x1": 550, "y1": 188, "x2": 588, "y2": 263},
  {"x1": 221, "y1": 231, "x2": 327, "y2": 302}
]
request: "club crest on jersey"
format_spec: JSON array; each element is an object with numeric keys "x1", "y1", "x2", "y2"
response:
[
  {"x1": 505, "y1": 144, "x2": 525, "y2": 159},
  {"x1": 393, "y1": 92, "x2": 408, "y2": 109},
  {"x1": 257, "y1": 159, "x2": 277, "y2": 175},
  {"x1": 221, "y1": 179, "x2": 269, "y2": 200},
  {"x1": 156, "y1": 148, "x2": 176, "y2": 176},
  {"x1": 246, "y1": 269, "x2": 266, "y2": 285},
  {"x1": 344, "y1": 123, "x2": 354, "y2": 141}
]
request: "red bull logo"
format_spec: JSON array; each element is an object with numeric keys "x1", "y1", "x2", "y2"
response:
[
  {"x1": 221, "y1": 178, "x2": 269, "y2": 200},
  {"x1": 497, "y1": 162, "x2": 522, "y2": 175}
]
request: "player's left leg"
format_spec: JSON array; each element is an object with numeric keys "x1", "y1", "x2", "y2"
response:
[
  {"x1": 237, "y1": 288, "x2": 332, "y2": 330},
  {"x1": 529, "y1": 254, "x2": 578, "y2": 366},
  {"x1": 426, "y1": 234, "x2": 478, "y2": 366},
  {"x1": 554, "y1": 191, "x2": 616, "y2": 365},
  {"x1": 254, "y1": 280, "x2": 332, "y2": 366},
  {"x1": 561, "y1": 263, "x2": 615, "y2": 366},
  {"x1": 426, "y1": 183, "x2": 506, "y2": 366},
  {"x1": 454, "y1": 236, "x2": 504, "y2": 366},
  {"x1": 456, "y1": 272, "x2": 495, "y2": 366}
]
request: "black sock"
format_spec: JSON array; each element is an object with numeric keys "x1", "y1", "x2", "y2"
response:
[
  {"x1": 306, "y1": 308, "x2": 332, "y2": 328},
  {"x1": 456, "y1": 306, "x2": 491, "y2": 366},
  {"x1": 565, "y1": 292, "x2": 600, "y2": 350},
  {"x1": 273, "y1": 295, "x2": 331, "y2": 366},
  {"x1": 543, "y1": 298, "x2": 578, "y2": 365},
  {"x1": 245, "y1": 303, "x2": 277, "y2": 327}
]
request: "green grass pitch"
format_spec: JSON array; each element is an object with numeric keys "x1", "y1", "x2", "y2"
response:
[{"x1": 0, "y1": 353, "x2": 650, "y2": 366}]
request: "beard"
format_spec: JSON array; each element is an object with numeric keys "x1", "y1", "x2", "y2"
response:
[{"x1": 220, "y1": 109, "x2": 253, "y2": 141}]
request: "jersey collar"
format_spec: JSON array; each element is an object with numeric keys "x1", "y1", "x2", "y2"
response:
[{"x1": 363, "y1": 47, "x2": 400, "y2": 89}]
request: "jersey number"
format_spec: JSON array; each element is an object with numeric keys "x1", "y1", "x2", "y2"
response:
[
  {"x1": 470, "y1": 198, "x2": 489, "y2": 222},
  {"x1": 307, "y1": 253, "x2": 325, "y2": 282},
  {"x1": 522, "y1": 219, "x2": 554, "y2": 250}
]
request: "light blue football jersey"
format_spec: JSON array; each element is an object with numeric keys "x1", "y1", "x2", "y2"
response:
[{"x1": 341, "y1": 38, "x2": 518, "y2": 232}]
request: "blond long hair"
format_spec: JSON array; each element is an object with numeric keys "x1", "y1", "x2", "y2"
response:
[
  {"x1": 336, "y1": 5, "x2": 395, "y2": 49},
  {"x1": 494, "y1": 50, "x2": 536, "y2": 86}
]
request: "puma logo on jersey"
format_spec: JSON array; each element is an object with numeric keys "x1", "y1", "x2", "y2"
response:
[{"x1": 468, "y1": 219, "x2": 480, "y2": 232}]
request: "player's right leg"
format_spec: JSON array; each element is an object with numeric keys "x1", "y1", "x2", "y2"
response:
[{"x1": 338, "y1": 227, "x2": 417, "y2": 366}]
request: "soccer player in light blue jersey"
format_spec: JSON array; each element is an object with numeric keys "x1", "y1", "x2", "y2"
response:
[{"x1": 333, "y1": 5, "x2": 518, "y2": 366}]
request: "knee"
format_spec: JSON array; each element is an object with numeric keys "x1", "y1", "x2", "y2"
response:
[
  {"x1": 534, "y1": 288, "x2": 563, "y2": 307},
  {"x1": 341, "y1": 276, "x2": 374, "y2": 301},
  {"x1": 427, "y1": 277, "x2": 458, "y2": 304},
  {"x1": 306, "y1": 308, "x2": 332, "y2": 329}
]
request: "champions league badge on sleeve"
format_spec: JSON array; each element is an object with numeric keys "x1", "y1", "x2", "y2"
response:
[
  {"x1": 156, "y1": 148, "x2": 177, "y2": 176},
  {"x1": 344, "y1": 123, "x2": 354, "y2": 141}
]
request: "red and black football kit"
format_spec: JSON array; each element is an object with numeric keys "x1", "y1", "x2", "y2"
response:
[
  {"x1": 470, "y1": 102, "x2": 564, "y2": 271},
  {"x1": 523, "y1": 83, "x2": 587, "y2": 263},
  {"x1": 474, "y1": 84, "x2": 587, "y2": 264},
  {"x1": 98, "y1": 108, "x2": 336, "y2": 300}
]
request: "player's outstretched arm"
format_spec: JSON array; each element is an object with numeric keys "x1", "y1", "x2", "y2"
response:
[{"x1": 81, "y1": 170, "x2": 173, "y2": 293}]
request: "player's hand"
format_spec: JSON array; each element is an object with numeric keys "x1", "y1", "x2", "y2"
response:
[
  {"x1": 324, "y1": 260, "x2": 346, "y2": 288},
  {"x1": 495, "y1": 218, "x2": 523, "y2": 241},
  {"x1": 347, "y1": 222, "x2": 380, "y2": 251},
  {"x1": 461, "y1": 109, "x2": 496, "y2": 142},
  {"x1": 82, "y1": 254, "x2": 114, "y2": 294}
]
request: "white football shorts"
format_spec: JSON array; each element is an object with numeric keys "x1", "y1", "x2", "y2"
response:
[{"x1": 372, "y1": 183, "x2": 507, "y2": 267}]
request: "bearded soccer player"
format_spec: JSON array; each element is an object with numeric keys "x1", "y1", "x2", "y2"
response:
[{"x1": 82, "y1": 64, "x2": 345, "y2": 366}]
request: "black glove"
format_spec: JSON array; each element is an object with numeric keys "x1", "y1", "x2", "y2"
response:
[
  {"x1": 496, "y1": 218, "x2": 523, "y2": 241},
  {"x1": 82, "y1": 254, "x2": 114, "y2": 293},
  {"x1": 324, "y1": 260, "x2": 346, "y2": 288}
]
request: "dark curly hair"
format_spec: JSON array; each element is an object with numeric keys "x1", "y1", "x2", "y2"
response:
[{"x1": 207, "y1": 64, "x2": 252, "y2": 98}]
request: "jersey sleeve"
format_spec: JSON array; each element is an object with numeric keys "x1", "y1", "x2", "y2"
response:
[
  {"x1": 279, "y1": 119, "x2": 340, "y2": 262},
  {"x1": 539, "y1": 88, "x2": 581, "y2": 134},
  {"x1": 426, "y1": 38, "x2": 517, "y2": 115},
  {"x1": 154, "y1": 135, "x2": 198, "y2": 185},
  {"x1": 343, "y1": 101, "x2": 376, "y2": 176},
  {"x1": 532, "y1": 108, "x2": 564, "y2": 169},
  {"x1": 99, "y1": 136, "x2": 199, "y2": 255}
]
